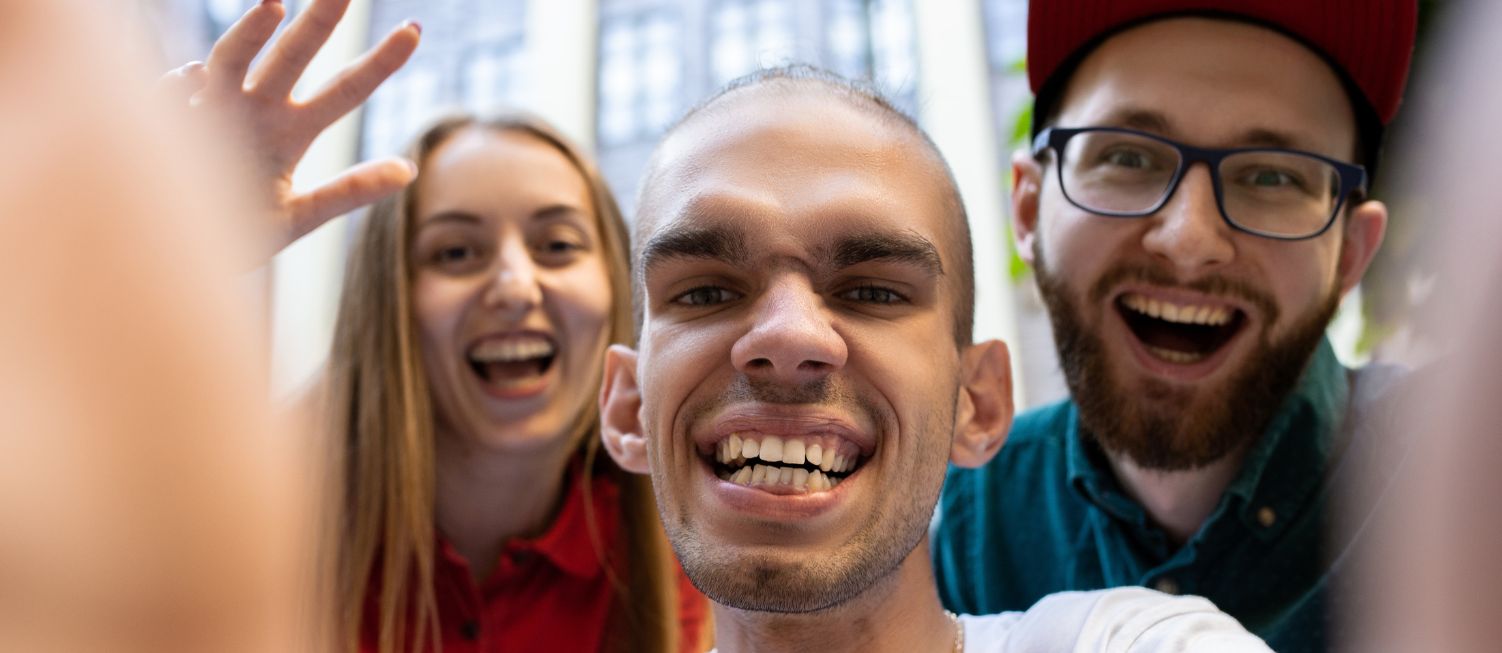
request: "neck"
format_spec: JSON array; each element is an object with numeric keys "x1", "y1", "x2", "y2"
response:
[
  {"x1": 433, "y1": 428, "x2": 578, "y2": 581},
  {"x1": 711, "y1": 540, "x2": 959, "y2": 653},
  {"x1": 1106, "y1": 448, "x2": 1248, "y2": 545}
]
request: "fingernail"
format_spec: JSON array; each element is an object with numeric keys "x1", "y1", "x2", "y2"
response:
[
  {"x1": 185, "y1": 61, "x2": 205, "y2": 73},
  {"x1": 260, "y1": 0, "x2": 283, "y2": 6},
  {"x1": 405, "y1": 20, "x2": 422, "y2": 35}
]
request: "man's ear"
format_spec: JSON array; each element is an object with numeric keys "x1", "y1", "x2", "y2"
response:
[
  {"x1": 951, "y1": 339, "x2": 1014, "y2": 468},
  {"x1": 1337, "y1": 199, "x2": 1388, "y2": 296},
  {"x1": 600, "y1": 344, "x2": 650, "y2": 474},
  {"x1": 1011, "y1": 148, "x2": 1044, "y2": 266}
]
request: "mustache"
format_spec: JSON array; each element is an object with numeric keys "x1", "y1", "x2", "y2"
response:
[{"x1": 1088, "y1": 261, "x2": 1280, "y2": 323}]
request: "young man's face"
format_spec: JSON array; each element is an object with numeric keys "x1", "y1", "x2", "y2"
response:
[
  {"x1": 1013, "y1": 18, "x2": 1387, "y2": 469},
  {"x1": 604, "y1": 87, "x2": 1007, "y2": 613}
]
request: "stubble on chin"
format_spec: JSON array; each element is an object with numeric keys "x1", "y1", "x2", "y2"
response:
[{"x1": 649, "y1": 374, "x2": 954, "y2": 613}]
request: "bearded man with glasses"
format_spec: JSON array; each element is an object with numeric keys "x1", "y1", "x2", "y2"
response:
[{"x1": 934, "y1": 2, "x2": 1418, "y2": 651}]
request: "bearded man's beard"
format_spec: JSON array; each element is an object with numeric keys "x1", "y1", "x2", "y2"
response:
[{"x1": 1032, "y1": 246, "x2": 1341, "y2": 471}]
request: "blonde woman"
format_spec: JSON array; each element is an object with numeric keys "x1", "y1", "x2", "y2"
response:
[{"x1": 165, "y1": 1, "x2": 708, "y2": 651}]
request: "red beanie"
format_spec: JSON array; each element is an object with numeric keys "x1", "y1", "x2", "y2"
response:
[{"x1": 1027, "y1": 0, "x2": 1418, "y2": 125}]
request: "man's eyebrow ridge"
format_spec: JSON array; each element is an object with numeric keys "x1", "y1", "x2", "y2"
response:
[
  {"x1": 639, "y1": 223, "x2": 750, "y2": 274},
  {"x1": 828, "y1": 231, "x2": 944, "y2": 276}
]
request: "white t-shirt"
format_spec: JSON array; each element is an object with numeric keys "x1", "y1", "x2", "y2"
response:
[{"x1": 960, "y1": 587, "x2": 1272, "y2": 652}]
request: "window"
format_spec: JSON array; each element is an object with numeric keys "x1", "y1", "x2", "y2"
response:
[
  {"x1": 710, "y1": 0, "x2": 795, "y2": 86},
  {"x1": 462, "y1": 41, "x2": 527, "y2": 114},
  {"x1": 823, "y1": 0, "x2": 917, "y2": 112},
  {"x1": 361, "y1": 0, "x2": 530, "y2": 157},
  {"x1": 598, "y1": 9, "x2": 685, "y2": 147}
]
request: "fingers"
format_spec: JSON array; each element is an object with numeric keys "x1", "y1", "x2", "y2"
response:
[
  {"x1": 204, "y1": 0, "x2": 286, "y2": 95},
  {"x1": 157, "y1": 61, "x2": 208, "y2": 106},
  {"x1": 282, "y1": 157, "x2": 417, "y2": 247},
  {"x1": 303, "y1": 21, "x2": 420, "y2": 129},
  {"x1": 248, "y1": 0, "x2": 352, "y2": 100}
]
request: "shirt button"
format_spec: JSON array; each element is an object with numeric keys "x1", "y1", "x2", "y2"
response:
[
  {"x1": 1257, "y1": 506, "x2": 1277, "y2": 528},
  {"x1": 1154, "y1": 577, "x2": 1180, "y2": 595},
  {"x1": 460, "y1": 620, "x2": 480, "y2": 641}
]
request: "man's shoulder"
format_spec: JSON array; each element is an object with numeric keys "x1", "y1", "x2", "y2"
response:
[
  {"x1": 937, "y1": 398, "x2": 1079, "y2": 546},
  {"x1": 959, "y1": 588, "x2": 1273, "y2": 652}
]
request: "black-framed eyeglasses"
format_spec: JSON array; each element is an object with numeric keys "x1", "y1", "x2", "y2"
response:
[{"x1": 1031, "y1": 126, "x2": 1368, "y2": 241}]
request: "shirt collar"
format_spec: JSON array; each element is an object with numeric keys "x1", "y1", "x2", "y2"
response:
[
  {"x1": 1066, "y1": 338, "x2": 1350, "y2": 537},
  {"x1": 1222, "y1": 338, "x2": 1348, "y2": 537},
  {"x1": 437, "y1": 456, "x2": 622, "y2": 584}
]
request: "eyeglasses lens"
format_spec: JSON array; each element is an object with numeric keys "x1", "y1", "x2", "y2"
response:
[{"x1": 1059, "y1": 130, "x2": 1342, "y2": 238}]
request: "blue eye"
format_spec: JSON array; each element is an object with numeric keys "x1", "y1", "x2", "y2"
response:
[{"x1": 673, "y1": 286, "x2": 741, "y2": 306}]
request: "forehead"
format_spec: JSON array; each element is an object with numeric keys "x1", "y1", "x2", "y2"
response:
[
  {"x1": 416, "y1": 128, "x2": 592, "y2": 217},
  {"x1": 641, "y1": 90, "x2": 951, "y2": 262},
  {"x1": 1057, "y1": 17, "x2": 1357, "y2": 156}
]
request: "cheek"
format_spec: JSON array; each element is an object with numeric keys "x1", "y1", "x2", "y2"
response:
[
  {"x1": 1039, "y1": 207, "x2": 1124, "y2": 286},
  {"x1": 844, "y1": 328, "x2": 959, "y2": 429},
  {"x1": 1253, "y1": 239, "x2": 1344, "y2": 319},
  {"x1": 548, "y1": 261, "x2": 615, "y2": 355},
  {"x1": 638, "y1": 321, "x2": 742, "y2": 434},
  {"x1": 412, "y1": 276, "x2": 469, "y2": 352}
]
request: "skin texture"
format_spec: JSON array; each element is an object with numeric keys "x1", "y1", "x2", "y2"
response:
[
  {"x1": 411, "y1": 128, "x2": 614, "y2": 578},
  {"x1": 601, "y1": 85, "x2": 1013, "y2": 653},
  {"x1": 414, "y1": 128, "x2": 612, "y2": 456},
  {"x1": 162, "y1": 0, "x2": 421, "y2": 259},
  {"x1": 1010, "y1": 18, "x2": 1387, "y2": 539},
  {"x1": 1, "y1": 1, "x2": 311, "y2": 651},
  {"x1": 1350, "y1": 4, "x2": 1502, "y2": 650}
]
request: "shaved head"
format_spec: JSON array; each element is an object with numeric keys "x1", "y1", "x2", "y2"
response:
[{"x1": 633, "y1": 65, "x2": 975, "y2": 345}]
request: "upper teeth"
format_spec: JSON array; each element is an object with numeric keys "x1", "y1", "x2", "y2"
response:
[
  {"x1": 715, "y1": 433, "x2": 859, "y2": 474},
  {"x1": 471, "y1": 336, "x2": 554, "y2": 363},
  {"x1": 1122, "y1": 293, "x2": 1232, "y2": 326}
]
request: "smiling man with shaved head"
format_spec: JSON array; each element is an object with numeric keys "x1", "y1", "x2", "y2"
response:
[{"x1": 601, "y1": 65, "x2": 1270, "y2": 653}]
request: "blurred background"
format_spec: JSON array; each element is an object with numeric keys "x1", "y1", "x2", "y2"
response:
[{"x1": 134, "y1": 0, "x2": 1445, "y2": 410}]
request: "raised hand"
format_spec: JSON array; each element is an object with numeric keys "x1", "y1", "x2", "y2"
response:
[{"x1": 162, "y1": 0, "x2": 421, "y2": 257}]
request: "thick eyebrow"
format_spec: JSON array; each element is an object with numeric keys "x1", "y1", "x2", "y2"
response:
[
  {"x1": 1098, "y1": 107, "x2": 1306, "y2": 150},
  {"x1": 639, "y1": 222, "x2": 750, "y2": 276},
  {"x1": 825, "y1": 230, "x2": 944, "y2": 277},
  {"x1": 1098, "y1": 107, "x2": 1172, "y2": 134},
  {"x1": 1234, "y1": 128, "x2": 1299, "y2": 150}
]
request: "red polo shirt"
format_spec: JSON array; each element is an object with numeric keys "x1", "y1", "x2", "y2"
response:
[{"x1": 361, "y1": 466, "x2": 709, "y2": 652}]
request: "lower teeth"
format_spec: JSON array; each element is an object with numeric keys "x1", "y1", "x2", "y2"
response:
[{"x1": 718, "y1": 463, "x2": 841, "y2": 491}]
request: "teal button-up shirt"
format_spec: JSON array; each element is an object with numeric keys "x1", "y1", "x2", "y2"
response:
[{"x1": 934, "y1": 340, "x2": 1404, "y2": 653}]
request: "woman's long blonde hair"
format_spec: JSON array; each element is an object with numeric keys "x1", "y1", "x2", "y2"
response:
[{"x1": 323, "y1": 112, "x2": 679, "y2": 653}]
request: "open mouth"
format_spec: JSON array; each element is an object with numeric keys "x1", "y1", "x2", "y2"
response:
[
  {"x1": 708, "y1": 433, "x2": 864, "y2": 494},
  {"x1": 1116, "y1": 292, "x2": 1245, "y2": 365},
  {"x1": 467, "y1": 334, "x2": 557, "y2": 389}
]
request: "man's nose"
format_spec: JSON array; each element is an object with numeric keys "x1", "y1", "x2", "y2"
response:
[
  {"x1": 481, "y1": 240, "x2": 541, "y2": 318},
  {"x1": 730, "y1": 276, "x2": 848, "y2": 387},
  {"x1": 1141, "y1": 164, "x2": 1237, "y2": 273}
]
